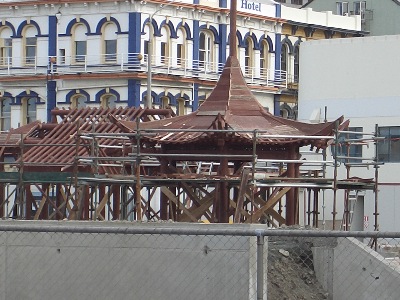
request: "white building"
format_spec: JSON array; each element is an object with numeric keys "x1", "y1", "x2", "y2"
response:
[
  {"x1": 0, "y1": 0, "x2": 361, "y2": 130},
  {"x1": 298, "y1": 35, "x2": 400, "y2": 232}
]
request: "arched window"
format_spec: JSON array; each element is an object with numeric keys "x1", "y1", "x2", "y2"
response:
[
  {"x1": 101, "y1": 94, "x2": 117, "y2": 108},
  {"x1": 160, "y1": 25, "x2": 171, "y2": 65},
  {"x1": 22, "y1": 97, "x2": 37, "y2": 125},
  {"x1": 260, "y1": 40, "x2": 270, "y2": 79},
  {"x1": 0, "y1": 97, "x2": 11, "y2": 131},
  {"x1": 176, "y1": 98, "x2": 186, "y2": 116},
  {"x1": 280, "y1": 43, "x2": 289, "y2": 79},
  {"x1": 0, "y1": 27, "x2": 12, "y2": 66},
  {"x1": 161, "y1": 96, "x2": 170, "y2": 109},
  {"x1": 23, "y1": 26, "x2": 37, "y2": 65},
  {"x1": 73, "y1": 24, "x2": 87, "y2": 63},
  {"x1": 143, "y1": 23, "x2": 154, "y2": 66},
  {"x1": 176, "y1": 28, "x2": 186, "y2": 67},
  {"x1": 244, "y1": 37, "x2": 254, "y2": 76},
  {"x1": 294, "y1": 45, "x2": 300, "y2": 83},
  {"x1": 71, "y1": 94, "x2": 87, "y2": 109},
  {"x1": 199, "y1": 31, "x2": 214, "y2": 71},
  {"x1": 102, "y1": 22, "x2": 117, "y2": 62}
]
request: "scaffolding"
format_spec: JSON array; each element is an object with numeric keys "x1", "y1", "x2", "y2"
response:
[{"x1": 0, "y1": 121, "x2": 381, "y2": 230}]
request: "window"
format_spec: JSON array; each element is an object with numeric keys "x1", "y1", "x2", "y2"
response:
[
  {"x1": 25, "y1": 37, "x2": 37, "y2": 65},
  {"x1": 335, "y1": 127, "x2": 363, "y2": 163},
  {"x1": 22, "y1": 97, "x2": 37, "y2": 125},
  {"x1": 103, "y1": 23, "x2": 117, "y2": 62},
  {"x1": 378, "y1": 126, "x2": 400, "y2": 162},
  {"x1": 294, "y1": 45, "x2": 300, "y2": 83},
  {"x1": 0, "y1": 97, "x2": 11, "y2": 131},
  {"x1": 280, "y1": 43, "x2": 288, "y2": 78},
  {"x1": 71, "y1": 95, "x2": 87, "y2": 109},
  {"x1": 161, "y1": 96, "x2": 170, "y2": 109},
  {"x1": 260, "y1": 40, "x2": 269, "y2": 79},
  {"x1": 73, "y1": 24, "x2": 87, "y2": 63},
  {"x1": 101, "y1": 94, "x2": 117, "y2": 108},
  {"x1": 143, "y1": 24, "x2": 154, "y2": 65},
  {"x1": 336, "y1": 2, "x2": 349, "y2": 16},
  {"x1": 75, "y1": 41, "x2": 86, "y2": 62},
  {"x1": 176, "y1": 28, "x2": 186, "y2": 67},
  {"x1": 177, "y1": 98, "x2": 186, "y2": 116},
  {"x1": 0, "y1": 36, "x2": 12, "y2": 66},
  {"x1": 244, "y1": 37, "x2": 254, "y2": 76},
  {"x1": 160, "y1": 26, "x2": 171, "y2": 65},
  {"x1": 291, "y1": 0, "x2": 303, "y2": 5},
  {"x1": 353, "y1": 1, "x2": 366, "y2": 21},
  {"x1": 199, "y1": 31, "x2": 213, "y2": 71}
]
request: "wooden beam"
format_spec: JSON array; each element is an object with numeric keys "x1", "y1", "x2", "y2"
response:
[{"x1": 245, "y1": 187, "x2": 291, "y2": 223}]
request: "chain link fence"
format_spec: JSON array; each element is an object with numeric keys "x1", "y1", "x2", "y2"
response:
[{"x1": 0, "y1": 221, "x2": 399, "y2": 300}]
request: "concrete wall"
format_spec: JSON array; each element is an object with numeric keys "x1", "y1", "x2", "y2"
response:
[
  {"x1": 298, "y1": 34, "x2": 400, "y2": 232},
  {"x1": 0, "y1": 221, "x2": 267, "y2": 300},
  {"x1": 313, "y1": 237, "x2": 400, "y2": 300}
]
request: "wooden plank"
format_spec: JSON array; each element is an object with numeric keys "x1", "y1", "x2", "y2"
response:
[
  {"x1": 234, "y1": 168, "x2": 250, "y2": 223},
  {"x1": 245, "y1": 187, "x2": 291, "y2": 223},
  {"x1": 34, "y1": 187, "x2": 49, "y2": 220},
  {"x1": 161, "y1": 186, "x2": 198, "y2": 222},
  {"x1": 179, "y1": 190, "x2": 215, "y2": 222}
]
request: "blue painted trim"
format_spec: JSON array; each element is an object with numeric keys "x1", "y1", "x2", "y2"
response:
[
  {"x1": 218, "y1": 24, "x2": 227, "y2": 66},
  {"x1": 65, "y1": 89, "x2": 90, "y2": 103},
  {"x1": 65, "y1": 18, "x2": 91, "y2": 36},
  {"x1": 199, "y1": 24, "x2": 220, "y2": 44},
  {"x1": 274, "y1": 94, "x2": 280, "y2": 116},
  {"x1": 176, "y1": 22, "x2": 192, "y2": 40},
  {"x1": 16, "y1": 20, "x2": 42, "y2": 37},
  {"x1": 193, "y1": 0, "x2": 199, "y2": 4},
  {"x1": 259, "y1": 34, "x2": 274, "y2": 53},
  {"x1": 275, "y1": 3, "x2": 281, "y2": 18},
  {"x1": 228, "y1": 31, "x2": 244, "y2": 47},
  {"x1": 95, "y1": 89, "x2": 120, "y2": 103},
  {"x1": 294, "y1": 38, "x2": 302, "y2": 47},
  {"x1": 142, "y1": 91, "x2": 159, "y2": 105},
  {"x1": 1, "y1": 22, "x2": 16, "y2": 37},
  {"x1": 192, "y1": 83, "x2": 199, "y2": 111},
  {"x1": 192, "y1": 20, "x2": 199, "y2": 69},
  {"x1": 281, "y1": 36, "x2": 294, "y2": 54},
  {"x1": 219, "y1": 0, "x2": 227, "y2": 8},
  {"x1": 128, "y1": 12, "x2": 141, "y2": 59},
  {"x1": 141, "y1": 18, "x2": 161, "y2": 37},
  {"x1": 128, "y1": 79, "x2": 141, "y2": 107},
  {"x1": 158, "y1": 92, "x2": 176, "y2": 105},
  {"x1": 47, "y1": 80, "x2": 56, "y2": 122},
  {"x1": 15, "y1": 90, "x2": 43, "y2": 105},
  {"x1": 243, "y1": 32, "x2": 259, "y2": 50},
  {"x1": 48, "y1": 16, "x2": 57, "y2": 57},
  {"x1": 274, "y1": 33, "x2": 281, "y2": 75},
  {"x1": 159, "y1": 20, "x2": 178, "y2": 38},
  {"x1": 95, "y1": 17, "x2": 122, "y2": 34},
  {"x1": 0, "y1": 92, "x2": 15, "y2": 105}
]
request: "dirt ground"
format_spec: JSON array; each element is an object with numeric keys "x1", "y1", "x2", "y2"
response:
[{"x1": 267, "y1": 235, "x2": 329, "y2": 300}]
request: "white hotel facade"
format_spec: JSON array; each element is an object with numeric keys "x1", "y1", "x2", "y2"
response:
[{"x1": 0, "y1": 0, "x2": 361, "y2": 129}]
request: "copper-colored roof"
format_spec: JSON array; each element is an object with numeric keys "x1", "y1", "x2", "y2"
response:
[
  {"x1": 117, "y1": 56, "x2": 347, "y2": 149},
  {"x1": 20, "y1": 107, "x2": 173, "y2": 173}
]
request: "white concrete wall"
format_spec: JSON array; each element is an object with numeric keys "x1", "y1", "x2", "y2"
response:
[
  {"x1": 281, "y1": 6, "x2": 361, "y2": 31},
  {"x1": 298, "y1": 34, "x2": 400, "y2": 231},
  {"x1": 0, "y1": 221, "x2": 267, "y2": 300},
  {"x1": 313, "y1": 237, "x2": 400, "y2": 300}
]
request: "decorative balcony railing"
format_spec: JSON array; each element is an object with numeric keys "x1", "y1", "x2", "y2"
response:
[{"x1": 0, "y1": 53, "x2": 288, "y2": 89}]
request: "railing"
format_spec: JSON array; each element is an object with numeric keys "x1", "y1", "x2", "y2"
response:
[{"x1": 0, "y1": 53, "x2": 288, "y2": 89}]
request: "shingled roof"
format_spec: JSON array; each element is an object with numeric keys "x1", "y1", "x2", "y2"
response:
[{"x1": 117, "y1": 56, "x2": 347, "y2": 149}]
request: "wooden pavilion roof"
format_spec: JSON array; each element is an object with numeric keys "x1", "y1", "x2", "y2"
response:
[
  {"x1": 116, "y1": 56, "x2": 348, "y2": 150},
  {"x1": 0, "y1": 107, "x2": 173, "y2": 173}
]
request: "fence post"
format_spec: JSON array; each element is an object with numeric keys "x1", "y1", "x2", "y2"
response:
[{"x1": 257, "y1": 233, "x2": 264, "y2": 300}]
